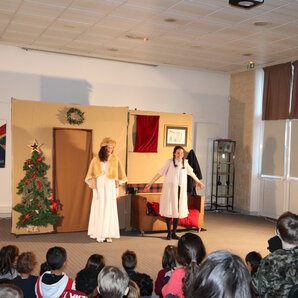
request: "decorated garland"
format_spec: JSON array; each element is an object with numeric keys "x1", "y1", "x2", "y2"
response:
[{"x1": 66, "y1": 107, "x2": 85, "y2": 125}]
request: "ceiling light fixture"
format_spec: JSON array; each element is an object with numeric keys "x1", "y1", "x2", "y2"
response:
[
  {"x1": 229, "y1": 0, "x2": 264, "y2": 9},
  {"x1": 125, "y1": 34, "x2": 149, "y2": 41}
]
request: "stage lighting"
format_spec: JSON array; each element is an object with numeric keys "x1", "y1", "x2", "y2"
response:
[{"x1": 229, "y1": 0, "x2": 264, "y2": 9}]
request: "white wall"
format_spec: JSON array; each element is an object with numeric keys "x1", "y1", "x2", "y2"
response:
[{"x1": 0, "y1": 44, "x2": 230, "y2": 215}]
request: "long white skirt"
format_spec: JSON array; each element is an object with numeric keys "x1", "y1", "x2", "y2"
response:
[{"x1": 88, "y1": 175, "x2": 120, "y2": 241}]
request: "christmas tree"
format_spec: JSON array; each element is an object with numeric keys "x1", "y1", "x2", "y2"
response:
[{"x1": 13, "y1": 140, "x2": 58, "y2": 228}]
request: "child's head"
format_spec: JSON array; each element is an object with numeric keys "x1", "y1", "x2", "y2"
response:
[
  {"x1": 46, "y1": 246, "x2": 67, "y2": 271},
  {"x1": 245, "y1": 251, "x2": 262, "y2": 275},
  {"x1": 276, "y1": 211, "x2": 298, "y2": 245},
  {"x1": 126, "y1": 280, "x2": 140, "y2": 298},
  {"x1": 122, "y1": 250, "x2": 137, "y2": 271},
  {"x1": 85, "y1": 254, "x2": 105, "y2": 272},
  {"x1": 185, "y1": 250, "x2": 252, "y2": 298},
  {"x1": 0, "y1": 245, "x2": 19, "y2": 274},
  {"x1": 0, "y1": 284, "x2": 23, "y2": 298},
  {"x1": 177, "y1": 233, "x2": 206, "y2": 266},
  {"x1": 162, "y1": 245, "x2": 177, "y2": 270},
  {"x1": 76, "y1": 268, "x2": 98, "y2": 295},
  {"x1": 16, "y1": 252, "x2": 37, "y2": 274},
  {"x1": 132, "y1": 273, "x2": 153, "y2": 297},
  {"x1": 97, "y1": 266, "x2": 129, "y2": 298}
]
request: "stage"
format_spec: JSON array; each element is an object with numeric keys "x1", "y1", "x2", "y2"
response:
[{"x1": 1, "y1": 211, "x2": 275, "y2": 282}]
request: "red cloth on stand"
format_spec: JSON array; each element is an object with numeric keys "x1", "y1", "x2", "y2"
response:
[{"x1": 134, "y1": 115, "x2": 159, "y2": 152}]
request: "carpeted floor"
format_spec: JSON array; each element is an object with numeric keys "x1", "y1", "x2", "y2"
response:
[{"x1": 0, "y1": 211, "x2": 276, "y2": 283}]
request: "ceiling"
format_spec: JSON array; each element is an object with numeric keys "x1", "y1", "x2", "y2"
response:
[{"x1": 0, "y1": 0, "x2": 298, "y2": 73}]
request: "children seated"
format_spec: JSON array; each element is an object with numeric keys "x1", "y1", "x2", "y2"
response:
[
  {"x1": 35, "y1": 246, "x2": 75, "y2": 298},
  {"x1": 14, "y1": 252, "x2": 38, "y2": 298},
  {"x1": 0, "y1": 245, "x2": 19, "y2": 279},
  {"x1": 185, "y1": 250, "x2": 252, "y2": 298},
  {"x1": 97, "y1": 266, "x2": 129, "y2": 298},
  {"x1": 162, "y1": 233, "x2": 206, "y2": 298},
  {"x1": 252, "y1": 211, "x2": 298, "y2": 297},
  {"x1": 245, "y1": 251, "x2": 262, "y2": 276},
  {"x1": 85, "y1": 254, "x2": 105, "y2": 273},
  {"x1": 155, "y1": 245, "x2": 177, "y2": 297},
  {"x1": 75, "y1": 268, "x2": 99, "y2": 297}
]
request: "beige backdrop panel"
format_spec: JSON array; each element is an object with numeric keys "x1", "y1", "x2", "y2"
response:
[
  {"x1": 11, "y1": 98, "x2": 128, "y2": 234},
  {"x1": 128, "y1": 110, "x2": 193, "y2": 183}
]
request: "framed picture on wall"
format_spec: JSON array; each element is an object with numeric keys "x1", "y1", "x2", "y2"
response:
[{"x1": 165, "y1": 126, "x2": 188, "y2": 146}]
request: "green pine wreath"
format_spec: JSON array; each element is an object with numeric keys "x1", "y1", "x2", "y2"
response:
[{"x1": 66, "y1": 107, "x2": 85, "y2": 125}]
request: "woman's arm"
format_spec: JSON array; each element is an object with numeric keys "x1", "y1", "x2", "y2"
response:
[
  {"x1": 144, "y1": 173, "x2": 162, "y2": 192},
  {"x1": 189, "y1": 172, "x2": 205, "y2": 189},
  {"x1": 91, "y1": 177, "x2": 96, "y2": 189}
]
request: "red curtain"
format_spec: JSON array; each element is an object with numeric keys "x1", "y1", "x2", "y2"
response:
[{"x1": 135, "y1": 115, "x2": 160, "y2": 152}]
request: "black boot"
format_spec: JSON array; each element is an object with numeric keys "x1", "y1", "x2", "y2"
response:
[
  {"x1": 172, "y1": 218, "x2": 179, "y2": 239},
  {"x1": 166, "y1": 217, "x2": 172, "y2": 240}
]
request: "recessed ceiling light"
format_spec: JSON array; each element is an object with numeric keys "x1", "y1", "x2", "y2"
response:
[
  {"x1": 254, "y1": 21, "x2": 271, "y2": 26},
  {"x1": 243, "y1": 53, "x2": 252, "y2": 57},
  {"x1": 107, "y1": 48, "x2": 118, "y2": 52},
  {"x1": 164, "y1": 18, "x2": 177, "y2": 23},
  {"x1": 229, "y1": 0, "x2": 264, "y2": 9}
]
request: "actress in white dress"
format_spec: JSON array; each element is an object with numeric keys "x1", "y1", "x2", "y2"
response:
[
  {"x1": 85, "y1": 137, "x2": 127, "y2": 243},
  {"x1": 145, "y1": 146, "x2": 204, "y2": 240}
]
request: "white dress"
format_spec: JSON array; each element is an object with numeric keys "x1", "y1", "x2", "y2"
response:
[
  {"x1": 158, "y1": 159, "x2": 194, "y2": 218},
  {"x1": 87, "y1": 162, "x2": 120, "y2": 241}
]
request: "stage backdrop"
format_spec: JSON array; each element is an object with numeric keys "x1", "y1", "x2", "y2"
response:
[
  {"x1": 11, "y1": 98, "x2": 128, "y2": 234},
  {"x1": 127, "y1": 110, "x2": 193, "y2": 184}
]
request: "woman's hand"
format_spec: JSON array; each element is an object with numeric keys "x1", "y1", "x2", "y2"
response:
[
  {"x1": 196, "y1": 181, "x2": 205, "y2": 189},
  {"x1": 144, "y1": 183, "x2": 152, "y2": 192},
  {"x1": 92, "y1": 189, "x2": 98, "y2": 200}
]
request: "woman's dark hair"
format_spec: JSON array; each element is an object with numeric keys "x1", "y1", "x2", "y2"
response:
[
  {"x1": 172, "y1": 146, "x2": 185, "y2": 169},
  {"x1": 162, "y1": 245, "x2": 177, "y2": 270},
  {"x1": 0, "y1": 245, "x2": 19, "y2": 275},
  {"x1": 132, "y1": 273, "x2": 153, "y2": 297},
  {"x1": 245, "y1": 251, "x2": 262, "y2": 276},
  {"x1": 85, "y1": 254, "x2": 105, "y2": 272},
  {"x1": 16, "y1": 252, "x2": 37, "y2": 274},
  {"x1": 185, "y1": 250, "x2": 252, "y2": 298},
  {"x1": 98, "y1": 146, "x2": 109, "y2": 162},
  {"x1": 276, "y1": 211, "x2": 298, "y2": 245},
  {"x1": 178, "y1": 233, "x2": 206, "y2": 296},
  {"x1": 122, "y1": 250, "x2": 137, "y2": 271}
]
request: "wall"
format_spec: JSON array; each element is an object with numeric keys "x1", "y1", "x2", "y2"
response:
[
  {"x1": 0, "y1": 44, "x2": 230, "y2": 215},
  {"x1": 127, "y1": 110, "x2": 192, "y2": 183},
  {"x1": 229, "y1": 70, "x2": 256, "y2": 212}
]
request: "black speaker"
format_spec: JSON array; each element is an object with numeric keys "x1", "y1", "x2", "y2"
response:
[{"x1": 229, "y1": 0, "x2": 264, "y2": 9}]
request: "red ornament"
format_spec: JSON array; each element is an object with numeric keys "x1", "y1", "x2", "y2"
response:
[
  {"x1": 31, "y1": 173, "x2": 38, "y2": 179},
  {"x1": 50, "y1": 198, "x2": 58, "y2": 212},
  {"x1": 26, "y1": 160, "x2": 32, "y2": 166},
  {"x1": 22, "y1": 214, "x2": 32, "y2": 223},
  {"x1": 36, "y1": 199, "x2": 41, "y2": 208},
  {"x1": 37, "y1": 181, "x2": 42, "y2": 189},
  {"x1": 36, "y1": 156, "x2": 42, "y2": 163},
  {"x1": 24, "y1": 180, "x2": 31, "y2": 185}
]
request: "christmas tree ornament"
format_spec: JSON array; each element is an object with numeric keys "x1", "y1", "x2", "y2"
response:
[{"x1": 28, "y1": 139, "x2": 42, "y2": 152}]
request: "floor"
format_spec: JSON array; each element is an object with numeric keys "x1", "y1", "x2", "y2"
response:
[{"x1": 0, "y1": 211, "x2": 276, "y2": 283}]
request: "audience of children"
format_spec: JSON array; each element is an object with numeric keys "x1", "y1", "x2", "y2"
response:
[
  {"x1": 0, "y1": 245, "x2": 19, "y2": 279},
  {"x1": 185, "y1": 250, "x2": 252, "y2": 298},
  {"x1": 35, "y1": 246, "x2": 75, "y2": 298},
  {"x1": 162, "y1": 232, "x2": 206, "y2": 298},
  {"x1": 14, "y1": 252, "x2": 38, "y2": 298},
  {"x1": 97, "y1": 266, "x2": 129, "y2": 298},
  {"x1": 245, "y1": 251, "x2": 262, "y2": 276},
  {"x1": 252, "y1": 211, "x2": 298, "y2": 298},
  {"x1": 154, "y1": 245, "x2": 177, "y2": 298},
  {"x1": 1, "y1": 210, "x2": 297, "y2": 298}
]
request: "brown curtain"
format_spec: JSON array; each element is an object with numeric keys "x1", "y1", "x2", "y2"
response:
[
  {"x1": 290, "y1": 60, "x2": 298, "y2": 119},
  {"x1": 54, "y1": 129, "x2": 93, "y2": 232},
  {"x1": 262, "y1": 62, "x2": 292, "y2": 120}
]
